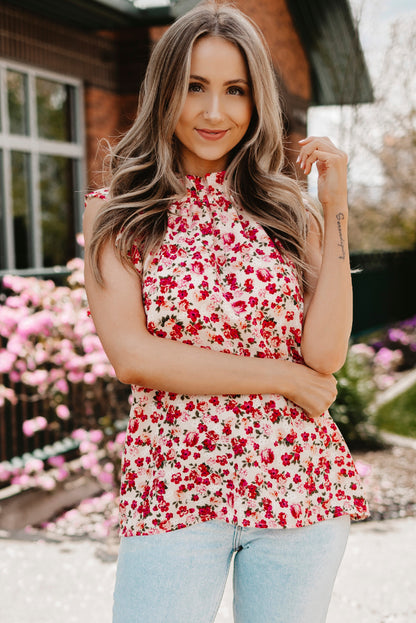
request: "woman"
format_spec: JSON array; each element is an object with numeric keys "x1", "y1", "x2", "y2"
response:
[{"x1": 84, "y1": 3, "x2": 369, "y2": 622}]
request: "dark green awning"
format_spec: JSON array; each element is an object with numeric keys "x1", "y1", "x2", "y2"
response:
[
  {"x1": 2, "y1": 0, "x2": 199, "y2": 29},
  {"x1": 286, "y1": 0, "x2": 373, "y2": 105}
]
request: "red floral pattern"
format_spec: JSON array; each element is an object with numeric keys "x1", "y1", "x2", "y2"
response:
[{"x1": 87, "y1": 173, "x2": 369, "y2": 536}]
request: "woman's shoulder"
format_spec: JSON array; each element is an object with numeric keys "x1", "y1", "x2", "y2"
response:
[
  {"x1": 83, "y1": 189, "x2": 109, "y2": 243},
  {"x1": 84, "y1": 188, "x2": 109, "y2": 219}
]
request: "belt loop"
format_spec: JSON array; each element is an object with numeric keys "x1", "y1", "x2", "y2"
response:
[{"x1": 232, "y1": 525, "x2": 243, "y2": 552}]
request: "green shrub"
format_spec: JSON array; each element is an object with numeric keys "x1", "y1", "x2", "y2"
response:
[{"x1": 330, "y1": 344, "x2": 384, "y2": 449}]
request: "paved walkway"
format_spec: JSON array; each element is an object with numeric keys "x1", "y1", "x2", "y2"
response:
[{"x1": 1, "y1": 517, "x2": 415, "y2": 622}]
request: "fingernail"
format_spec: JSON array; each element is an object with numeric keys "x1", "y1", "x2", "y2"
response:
[{"x1": 296, "y1": 155, "x2": 300, "y2": 163}]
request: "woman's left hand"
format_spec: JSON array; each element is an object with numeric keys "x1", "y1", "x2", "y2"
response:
[{"x1": 297, "y1": 136, "x2": 348, "y2": 209}]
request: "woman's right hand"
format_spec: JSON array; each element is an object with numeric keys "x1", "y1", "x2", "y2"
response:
[{"x1": 282, "y1": 362, "x2": 338, "y2": 419}]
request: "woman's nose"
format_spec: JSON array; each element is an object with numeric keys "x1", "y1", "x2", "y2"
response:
[{"x1": 203, "y1": 94, "x2": 224, "y2": 122}]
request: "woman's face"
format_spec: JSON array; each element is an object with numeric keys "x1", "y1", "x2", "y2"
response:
[{"x1": 174, "y1": 36, "x2": 253, "y2": 177}]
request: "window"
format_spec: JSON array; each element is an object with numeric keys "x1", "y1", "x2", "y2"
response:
[{"x1": 0, "y1": 62, "x2": 84, "y2": 272}]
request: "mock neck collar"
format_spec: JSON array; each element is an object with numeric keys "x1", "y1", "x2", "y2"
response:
[{"x1": 184, "y1": 170, "x2": 226, "y2": 190}]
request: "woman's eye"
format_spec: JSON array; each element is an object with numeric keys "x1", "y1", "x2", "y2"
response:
[
  {"x1": 188, "y1": 82, "x2": 203, "y2": 93},
  {"x1": 227, "y1": 86, "x2": 245, "y2": 96}
]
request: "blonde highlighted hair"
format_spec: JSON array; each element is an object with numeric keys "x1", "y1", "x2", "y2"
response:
[{"x1": 88, "y1": 2, "x2": 318, "y2": 289}]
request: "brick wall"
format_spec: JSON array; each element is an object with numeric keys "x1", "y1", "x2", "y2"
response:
[
  {"x1": 235, "y1": 0, "x2": 309, "y2": 168},
  {"x1": 84, "y1": 88, "x2": 138, "y2": 190}
]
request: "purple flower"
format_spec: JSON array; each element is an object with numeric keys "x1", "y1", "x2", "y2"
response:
[{"x1": 388, "y1": 328, "x2": 409, "y2": 344}]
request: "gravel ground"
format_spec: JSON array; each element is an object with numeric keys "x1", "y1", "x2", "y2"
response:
[{"x1": 354, "y1": 436, "x2": 416, "y2": 522}]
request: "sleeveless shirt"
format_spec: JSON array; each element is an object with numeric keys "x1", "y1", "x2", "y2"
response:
[{"x1": 88, "y1": 171, "x2": 369, "y2": 536}]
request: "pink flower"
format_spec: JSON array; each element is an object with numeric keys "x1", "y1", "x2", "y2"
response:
[
  {"x1": 256, "y1": 268, "x2": 271, "y2": 282},
  {"x1": 388, "y1": 328, "x2": 409, "y2": 344},
  {"x1": 56, "y1": 404, "x2": 70, "y2": 420},
  {"x1": 374, "y1": 347, "x2": 402, "y2": 369},
  {"x1": 66, "y1": 257, "x2": 84, "y2": 272},
  {"x1": 11, "y1": 474, "x2": 32, "y2": 488},
  {"x1": 67, "y1": 371, "x2": 84, "y2": 383},
  {"x1": 22, "y1": 369, "x2": 48, "y2": 386},
  {"x1": 290, "y1": 504, "x2": 302, "y2": 519},
  {"x1": 24, "y1": 458, "x2": 44, "y2": 474},
  {"x1": 2, "y1": 274, "x2": 26, "y2": 292},
  {"x1": 36, "y1": 475, "x2": 56, "y2": 491},
  {"x1": 222, "y1": 233, "x2": 235, "y2": 245},
  {"x1": 260, "y1": 448, "x2": 275, "y2": 464},
  {"x1": 355, "y1": 460, "x2": 372, "y2": 479},
  {"x1": 82, "y1": 335, "x2": 102, "y2": 353},
  {"x1": 184, "y1": 432, "x2": 199, "y2": 447},
  {"x1": 17, "y1": 310, "x2": 54, "y2": 339},
  {"x1": 191, "y1": 261, "x2": 204, "y2": 274},
  {"x1": 79, "y1": 441, "x2": 97, "y2": 454},
  {"x1": 98, "y1": 471, "x2": 114, "y2": 485},
  {"x1": 89, "y1": 429, "x2": 104, "y2": 444},
  {"x1": 232, "y1": 301, "x2": 247, "y2": 314},
  {"x1": 55, "y1": 468, "x2": 69, "y2": 482},
  {"x1": 6, "y1": 336, "x2": 23, "y2": 355},
  {"x1": 0, "y1": 464, "x2": 12, "y2": 481},
  {"x1": 80, "y1": 453, "x2": 98, "y2": 470},
  {"x1": 55, "y1": 379, "x2": 69, "y2": 394},
  {"x1": 22, "y1": 416, "x2": 48, "y2": 437},
  {"x1": 83, "y1": 372, "x2": 96, "y2": 384},
  {"x1": 0, "y1": 384, "x2": 17, "y2": 406},
  {"x1": 116, "y1": 432, "x2": 126, "y2": 445},
  {"x1": 48, "y1": 455, "x2": 65, "y2": 468}
]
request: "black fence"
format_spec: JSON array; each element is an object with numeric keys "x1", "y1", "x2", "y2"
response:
[
  {"x1": 351, "y1": 249, "x2": 416, "y2": 336},
  {"x1": 0, "y1": 373, "x2": 130, "y2": 466}
]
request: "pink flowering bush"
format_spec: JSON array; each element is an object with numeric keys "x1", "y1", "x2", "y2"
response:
[
  {"x1": 0, "y1": 251, "x2": 130, "y2": 496},
  {"x1": 331, "y1": 315, "x2": 416, "y2": 449}
]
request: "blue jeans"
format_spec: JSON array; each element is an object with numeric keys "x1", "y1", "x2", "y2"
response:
[{"x1": 113, "y1": 516, "x2": 350, "y2": 623}]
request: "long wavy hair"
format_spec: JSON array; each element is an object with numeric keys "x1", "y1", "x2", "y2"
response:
[{"x1": 88, "y1": 1, "x2": 318, "y2": 289}]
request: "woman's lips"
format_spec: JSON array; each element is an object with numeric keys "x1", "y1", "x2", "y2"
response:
[{"x1": 196, "y1": 129, "x2": 228, "y2": 141}]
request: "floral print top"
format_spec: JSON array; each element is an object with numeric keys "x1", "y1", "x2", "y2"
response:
[{"x1": 87, "y1": 171, "x2": 369, "y2": 536}]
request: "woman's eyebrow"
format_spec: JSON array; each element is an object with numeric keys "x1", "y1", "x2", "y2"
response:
[
  {"x1": 189, "y1": 74, "x2": 209, "y2": 83},
  {"x1": 223, "y1": 79, "x2": 249, "y2": 86},
  {"x1": 189, "y1": 74, "x2": 249, "y2": 86}
]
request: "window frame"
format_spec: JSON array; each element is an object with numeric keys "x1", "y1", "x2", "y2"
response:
[{"x1": 0, "y1": 59, "x2": 85, "y2": 272}]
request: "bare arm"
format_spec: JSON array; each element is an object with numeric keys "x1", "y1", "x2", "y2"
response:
[
  {"x1": 298, "y1": 137, "x2": 352, "y2": 374},
  {"x1": 83, "y1": 196, "x2": 337, "y2": 417}
]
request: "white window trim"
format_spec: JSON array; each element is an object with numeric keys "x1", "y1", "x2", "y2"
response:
[{"x1": 0, "y1": 59, "x2": 85, "y2": 271}]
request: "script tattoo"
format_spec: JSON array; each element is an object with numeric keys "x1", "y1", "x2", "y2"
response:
[{"x1": 336, "y1": 213, "x2": 346, "y2": 260}]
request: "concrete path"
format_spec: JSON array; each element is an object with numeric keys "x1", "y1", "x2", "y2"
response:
[{"x1": 1, "y1": 517, "x2": 415, "y2": 622}]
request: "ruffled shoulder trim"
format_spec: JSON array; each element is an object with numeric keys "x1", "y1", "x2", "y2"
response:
[{"x1": 84, "y1": 188, "x2": 109, "y2": 206}]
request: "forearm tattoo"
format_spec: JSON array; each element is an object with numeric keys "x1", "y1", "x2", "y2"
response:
[{"x1": 336, "y1": 213, "x2": 346, "y2": 260}]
